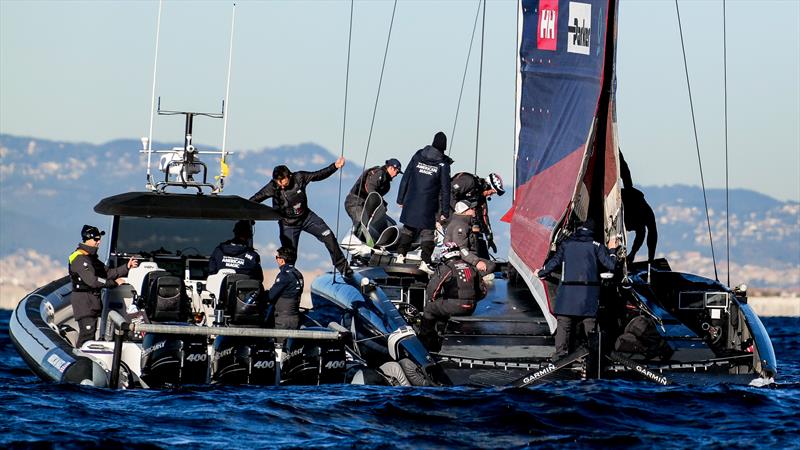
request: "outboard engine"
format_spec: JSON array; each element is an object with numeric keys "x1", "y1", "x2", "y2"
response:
[
  {"x1": 281, "y1": 327, "x2": 347, "y2": 385},
  {"x1": 139, "y1": 270, "x2": 207, "y2": 387},
  {"x1": 211, "y1": 336, "x2": 277, "y2": 385},
  {"x1": 223, "y1": 274, "x2": 264, "y2": 326}
]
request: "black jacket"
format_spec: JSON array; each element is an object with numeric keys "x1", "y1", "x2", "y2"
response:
[
  {"x1": 426, "y1": 258, "x2": 486, "y2": 303},
  {"x1": 450, "y1": 172, "x2": 492, "y2": 236},
  {"x1": 267, "y1": 264, "x2": 304, "y2": 303},
  {"x1": 397, "y1": 146, "x2": 453, "y2": 229},
  {"x1": 250, "y1": 163, "x2": 338, "y2": 226},
  {"x1": 348, "y1": 166, "x2": 392, "y2": 200},
  {"x1": 538, "y1": 227, "x2": 618, "y2": 317},
  {"x1": 208, "y1": 239, "x2": 263, "y2": 282},
  {"x1": 443, "y1": 213, "x2": 482, "y2": 267},
  {"x1": 68, "y1": 243, "x2": 128, "y2": 321}
]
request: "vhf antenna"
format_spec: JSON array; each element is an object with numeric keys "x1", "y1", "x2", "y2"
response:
[{"x1": 144, "y1": 0, "x2": 163, "y2": 190}]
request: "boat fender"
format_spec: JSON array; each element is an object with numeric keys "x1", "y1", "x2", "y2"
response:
[
  {"x1": 399, "y1": 358, "x2": 430, "y2": 387},
  {"x1": 378, "y1": 361, "x2": 412, "y2": 386}
]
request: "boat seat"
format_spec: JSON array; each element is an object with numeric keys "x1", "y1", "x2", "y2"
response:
[
  {"x1": 220, "y1": 273, "x2": 264, "y2": 326},
  {"x1": 127, "y1": 262, "x2": 160, "y2": 297},
  {"x1": 141, "y1": 270, "x2": 190, "y2": 322},
  {"x1": 206, "y1": 269, "x2": 236, "y2": 303}
]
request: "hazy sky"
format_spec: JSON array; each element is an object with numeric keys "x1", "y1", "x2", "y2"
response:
[{"x1": 1, "y1": 0, "x2": 798, "y2": 201}]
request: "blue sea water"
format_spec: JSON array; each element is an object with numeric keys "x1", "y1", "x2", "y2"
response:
[{"x1": 1, "y1": 310, "x2": 798, "y2": 449}]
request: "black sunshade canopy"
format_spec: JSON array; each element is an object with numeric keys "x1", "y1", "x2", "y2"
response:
[{"x1": 94, "y1": 191, "x2": 281, "y2": 220}]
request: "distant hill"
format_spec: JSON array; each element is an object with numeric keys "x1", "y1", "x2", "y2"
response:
[{"x1": 1, "y1": 133, "x2": 797, "y2": 290}]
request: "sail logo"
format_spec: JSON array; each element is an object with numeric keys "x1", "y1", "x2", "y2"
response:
[
  {"x1": 537, "y1": 0, "x2": 558, "y2": 51},
  {"x1": 567, "y1": 2, "x2": 591, "y2": 55}
]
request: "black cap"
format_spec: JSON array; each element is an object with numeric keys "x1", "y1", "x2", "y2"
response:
[
  {"x1": 580, "y1": 218, "x2": 596, "y2": 231},
  {"x1": 233, "y1": 220, "x2": 254, "y2": 238},
  {"x1": 385, "y1": 158, "x2": 403, "y2": 174},
  {"x1": 81, "y1": 225, "x2": 105, "y2": 241},
  {"x1": 432, "y1": 131, "x2": 447, "y2": 151}
]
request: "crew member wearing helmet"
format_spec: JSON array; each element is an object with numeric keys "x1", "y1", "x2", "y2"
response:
[
  {"x1": 266, "y1": 246, "x2": 305, "y2": 334},
  {"x1": 449, "y1": 172, "x2": 504, "y2": 255},
  {"x1": 445, "y1": 201, "x2": 497, "y2": 276},
  {"x1": 208, "y1": 220, "x2": 263, "y2": 282},
  {"x1": 68, "y1": 225, "x2": 138, "y2": 348},
  {"x1": 344, "y1": 158, "x2": 403, "y2": 227},
  {"x1": 534, "y1": 219, "x2": 618, "y2": 361},
  {"x1": 418, "y1": 242, "x2": 487, "y2": 351},
  {"x1": 250, "y1": 158, "x2": 353, "y2": 279}
]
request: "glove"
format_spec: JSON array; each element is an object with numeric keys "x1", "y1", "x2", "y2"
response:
[{"x1": 487, "y1": 236, "x2": 497, "y2": 254}]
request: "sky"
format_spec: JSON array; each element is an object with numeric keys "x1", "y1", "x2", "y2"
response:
[{"x1": 1, "y1": 0, "x2": 798, "y2": 202}]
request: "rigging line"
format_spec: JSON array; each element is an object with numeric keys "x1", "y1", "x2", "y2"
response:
[
  {"x1": 448, "y1": 0, "x2": 483, "y2": 157},
  {"x1": 335, "y1": 0, "x2": 354, "y2": 275},
  {"x1": 512, "y1": 0, "x2": 520, "y2": 201},
  {"x1": 474, "y1": 0, "x2": 486, "y2": 174},
  {"x1": 723, "y1": 0, "x2": 730, "y2": 286},
  {"x1": 675, "y1": 0, "x2": 719, "y2": 281},
  {"x1": 146, "y1": 0, "x2": 163, "y2": 188}
]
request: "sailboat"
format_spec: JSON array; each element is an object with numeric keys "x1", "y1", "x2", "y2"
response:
[{"x1": 311, "y1": 0, "x2": 777, "y2": 386}]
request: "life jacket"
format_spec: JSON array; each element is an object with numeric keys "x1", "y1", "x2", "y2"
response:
[{"x1": 68, "y1": 248, "x2": 105, "y2": 292}]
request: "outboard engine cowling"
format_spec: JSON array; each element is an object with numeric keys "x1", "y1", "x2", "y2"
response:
[
  {"x1": 281, "y1": 327, "x2": 347, "y2": 385},
  {"x1": 140, "y1": 331, "x2": 208, "y2": 387},
  {"x1": 142, "y1": 270, "x2": 190, "y2": 322},
  {"x1": 211, "y1": 336, "x2": 277, "y2": 385},
  {"x1": 222, "y1": 274, "x2": 264, "y2": 326}
]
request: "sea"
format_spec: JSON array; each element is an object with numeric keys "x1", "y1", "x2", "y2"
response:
[{"x1": 1, "y1": 311, "x2": 798, "y2": 449}]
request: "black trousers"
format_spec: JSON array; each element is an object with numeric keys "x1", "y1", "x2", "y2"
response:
[
  {"x1": 273, "y1": 296, "x2": 300, "y2": 344},
  {"x1": 420, "y1": 298, "x2": 475, "y2": 335},
  {"x1": 279, "y1": 211, "x2": 350, "y2": 275},
  {"x1": 76, "y1": 317, "x2": 98, "y2": 348},
  {"x1": 554, "y1": 315, "x2": 596, "y2": 357},
  {"x1": 396, "y1": 225, "x2": 435, "y2": 264}
]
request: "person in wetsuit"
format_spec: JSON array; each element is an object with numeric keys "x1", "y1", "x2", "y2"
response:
[
  {"x1": 449, "y1": 171, "x2": 505, "y2": 255},
  {"x1": 535, "y1": 219, "x2": 618, "y2": 360},
  {"x1": 208, "y1": 220, "x2": 263, "y2": 282},
  {"x1": 619, "y1": 151, "x2": 658, "y2": 262},
  {"x1": 418, "y1": 242, "x2": 487, "y2": 351},
  {"x1": 444, "y1": 201, "x2": 496, "y2": 276},
  {"x1": 69, "y1": 225, "x2": 138, "y2": 348},
  {"x1": 266, "y1": 246, "x2": 305, "y2": 333},
  {"x1": 396, "y1": 131, "x2": 453, "y2": 273},
  {"x1": 344, "y1": 158, "x2": 403, "y2": 227},
  {"x1": 250, "y1": 158, "x2": 353, "y2": 279}
]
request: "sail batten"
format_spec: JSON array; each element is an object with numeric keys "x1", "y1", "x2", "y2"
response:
[{"x1": 508, "y1": 0, "x2": 619, "y2": 331}]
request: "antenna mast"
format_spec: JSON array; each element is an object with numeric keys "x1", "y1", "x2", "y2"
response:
[
  {"x1": 217, "y1": 2, "x2": 237, "y2": 193},
  {"x1": 144, "y1": 0, "x2": 163, "y2": 190}
]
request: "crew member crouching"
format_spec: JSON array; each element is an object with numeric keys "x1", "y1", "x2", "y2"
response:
[
  {"x1": 418, "y1": 242, "x2": 487, "y2": 351},
  {"x1": 444, "y1": 201, "x2": 497, "y2": 278}
]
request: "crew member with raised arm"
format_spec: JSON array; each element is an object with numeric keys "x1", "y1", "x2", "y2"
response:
[
  {"x1": 534, "y1": 219, "x2": 618, "y2": 361},
  {"x1": 396, "y1": 131, "x2": 453, "y2": 274},
  {"x1": 344, "y1": 158, "x2": 403, "y2": 226},
  {"x1": 450, "y1": 171, "x2": 505, "y2": 255},
  {"x1": 250, "y1": 157, "x2": 353, "y2": 279},
  {"x1": 69, "y1": 225, "x2": 138, "y2": 347}
]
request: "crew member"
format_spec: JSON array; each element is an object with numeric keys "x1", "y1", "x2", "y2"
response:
[
  {"x1": 396, "y1": 131, "x2": 453, "y2": 273},
  {"x1": 450, "y1": 171, "x2": 504, "y2": 255},
  {"x1": 69, "y1": 225, "x2": 138, "y2": 348},
  {"x1": 208, "y1": 220, "x2": 263, "y2": 282},
  {"x1": 418, "y1": 242, "x2": 486, "y2": 351},
  {"x1": 444, "y1": 201, "x2": 496, "y2": 277},
  {"x1": 266, "y1": 247, "x2": 305, "y2": 334},
  {"x1": 534, "y1": 219, "x2": 618, "y2": 360},
  {"x1": 344, "y1": 158, "x2": 403, "y2": 227},
  {"x1": 620, "y1": 152, "x2": 657, "y2": 262},
  {"x1": 250, "y1": 157, "x2": 353, "y2": 279}
]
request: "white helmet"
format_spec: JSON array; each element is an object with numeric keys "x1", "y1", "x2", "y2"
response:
[{"x1": 485, "y1": 173, "x2": 505, "y2": 196}]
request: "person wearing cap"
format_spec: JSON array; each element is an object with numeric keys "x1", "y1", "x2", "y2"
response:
[
  {"x1": 68, "y1": 225, "x2": 138, "y2": 348},
  {"x1": 249, "y1": 157, "x2": 353, "y2": 279},
  {"x1": 418, "y1": 242, "x2": 487, "y2": 351},
  {"x1": 450, "y1": 171, "x2": 505, "y2": 255},
  {"x1": 208, "y1": 220, "x2": 263, "y2": 282},
  {"x1": 396, "y1": 131, "x2": 454, "y2": 274},
  {"x1": 344, "y1": 158, "x2": 403, "y2": 227},
  {"x1": 265, "y1": 247, "x2": 305, "y2": 335},
  {"x1": 445, "y1": 201, "x2": 497, "y2": 277},
  {"x1": 534, "y1": 219, "x2": 619, "y2": 361}
]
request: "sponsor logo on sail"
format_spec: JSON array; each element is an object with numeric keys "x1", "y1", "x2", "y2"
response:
[
  {"x1": 567, "y1": 2, "x2": 591, "y2": 55},
  {"x1": 537, "y1": 0, "x2": 558, "y2": 51}
]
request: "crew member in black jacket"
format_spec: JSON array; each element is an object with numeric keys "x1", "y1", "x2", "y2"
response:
[
  {"x1": 344, "y1": 158, "x2": 403, "y2": 226},
  {"x1": 396, "y1": 131, "x2": 453, "y2": 273},
  {"x1": 266, "y1": 247, "x2": 305, "y2": 335},
  {"x1": 535, "y1": 219, "x2": 618, "y2": 360},
  {"x1": 449, "y1": 171, "x2": 505, "y2": 255},
  {"x1": 208, "y1": 220, "x2": 263, "y2": 282},
  {"x1": 418, "y1": 242, "x2": 486, "y2": 350},
  {"x1": 250, "y1": 157, "x2": 352, "y2": 278},
  {"x1": 68, "y1": 225, "x2": 138, "y2": 348}
]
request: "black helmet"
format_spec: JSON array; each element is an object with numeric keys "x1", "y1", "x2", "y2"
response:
[
  {"x1": 276, "y1": 246, "x2": 297, "y2": 264},
  {"x1": 485, "y1": 173, "x2": 505, "y2": 196},
  {"x1": 81, "y1": 225, "x2": 105, "y2": 242}
]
